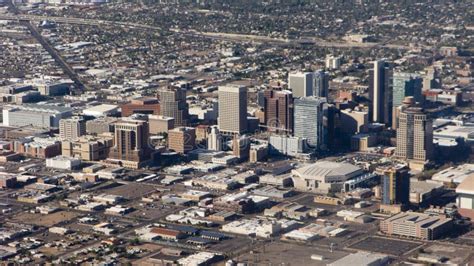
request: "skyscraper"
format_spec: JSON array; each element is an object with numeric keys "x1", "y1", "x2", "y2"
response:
[
  {"x1": 392, "y1": 72, "x2": 423, "y2": 108},
  {"x1": 382, "y1": 167, "x2": 410, "y2": 206},
  {"x1": 325, "y1": 55, "x2": 342, "y2": 70},
  {"x1": 288, "y1": 72, "x2": 313, "y2": 98},
  {"x1": 218, "y1": 85, "x2": 248, "y2": 135},
  {"x1": 369, "y1": 60, "x2": 392, "y2": 125},
  {"x1": 392, "y1": 73, "x2": 423, "y2": 128},
  {"x1": 107, "y1": 119, "x2": 151, "y2": 169},
  {"x1": 395, "y1": 104, "x2": 433, "y2": 164},
  {"x1": 294, "y1": 97, "x2": 328, "y2": 150},
  {"x1": 263, "y1": 89, "x2": 293, "y2": 134},
  {"x1": 313, "y1": 70, "x2": 329, "y2": 98},
  {"x1": 232, "y1": 135, "x2": 250, "y2": 160},
  {"x1": 59, "y1": 116, "x2": 86, "y2": 140},
  {"x1": 423, "y1": 66, "x2": 441, "y2": 91},
  {"x1": 158, "y1": 86, "x2": 188, "y2": 127},
  {"x1": 207, "y1": 125, "x2": 222, "y2": 151}
]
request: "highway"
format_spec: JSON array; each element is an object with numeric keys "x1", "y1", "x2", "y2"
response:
[
  {"x1": 4, "y1": 3, "x2": 88, "y2": 91},
  {"x1": 0, "y1": 13, "x2": 422, "y2": 51}
]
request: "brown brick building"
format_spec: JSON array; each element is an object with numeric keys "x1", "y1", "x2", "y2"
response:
[{"x1": 121, "y1": 97, "x2": 160, "y2": 117}]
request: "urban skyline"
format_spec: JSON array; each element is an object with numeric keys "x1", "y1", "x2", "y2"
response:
[{"x1": 0, "y1": 0, "x2": 473, "y2": 265}]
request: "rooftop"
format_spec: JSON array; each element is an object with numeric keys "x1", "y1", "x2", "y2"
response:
[
  {"x1": 328, "y1": 252, "x2": 389, "y2": 266},
  {"x1": 293, "y1": 161, "x2": 363, "y2": 181},
  {"x1": 456, "y1": 174, "x2": 474, "y2": 195}
]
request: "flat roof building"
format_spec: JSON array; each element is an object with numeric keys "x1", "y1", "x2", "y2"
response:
[
  {"x1": 380, "y1": 211, "x2": 453, "y2": 240},
  {"x1": 328, "y1": 252, "x2": 389, "y2": 266},
  {"x1": 3, "y1": 104, "x2": 72, "y2": 128},
  {"x1": 168, "y1": 127, "x2": 195, "y2": 154},
  {"x1": 83, "y1": 104, "x2": 119, "y2": 117},
  {"x1": 121, "y1": 97, "x2": 160, "y2": 117},
  {"x1": 59, "y1": 116, "x2": 86, "y2": 141},
  {"x1": 218, "y1": 85, "x2": 247, "y2": 135},
  {"x1": 456, "y1": 174, "x2": 474, "y2": 219},
  {"x1": 62, "y1": 135, "x2": 113, "y2": 161}
]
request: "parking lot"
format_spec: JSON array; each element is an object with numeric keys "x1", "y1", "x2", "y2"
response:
[{"x1": 348, "y1": 236, "x2": 422, "y2": 256}]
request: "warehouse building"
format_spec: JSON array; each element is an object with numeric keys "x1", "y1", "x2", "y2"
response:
[{"x1": 3, "y1": 104, "x2": 72, "y2": 128}]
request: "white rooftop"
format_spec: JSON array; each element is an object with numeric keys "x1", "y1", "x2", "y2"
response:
[
  {"x1": 328, "y1": 252, "x2": 389, "y2": 266},
  {"x1": 432, "y1": 164, "x2": 474, "y2": 184}
]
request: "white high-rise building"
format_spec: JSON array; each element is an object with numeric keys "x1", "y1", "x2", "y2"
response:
[
  {"x1": 218, "y1": 85, "x2": 248, "y2": 135},
  {"x1": 59, "y1": 116, "x2": 86, "y2": 140},
  {"x1": 289, "y1": 71, "x2": 328, "y2": 98},
  {"x1": 325, "y1": 55, "x2": 342, "y2": 70},
  {"x1": 288, "y1": 72, "x2": 313, "y2": 98},
  {"x1": 207, "y1": 125, "x2": 222, "y2": 151}
]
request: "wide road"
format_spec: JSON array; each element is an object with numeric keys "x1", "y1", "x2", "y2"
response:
[{"x1": 4, "y1": 3, "x2": 88, "y2": 91}]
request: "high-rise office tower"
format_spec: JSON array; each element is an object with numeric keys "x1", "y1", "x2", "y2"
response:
[
  {"x1": 325, "y1": 55, "x2": 342, "y2": 70},
  {"x1": 263, "y1": 89, "x2": 293, "y2": 134},
  {"x1": 158, "y1": 87, "x2": 188, "y2": 127},
  {"x1": 59, "y1": 116, "x2": 86, "y2": 140},
  {"x1": 107, "y1": 119, "x2": 151, "y2": 169},
  {"x1": 392, "y1": 73, "x2": 423, "y2": 128},
  {"x1": 232, "y1": 134, "x2": 250, "y2": 160},
  {"x1": 294, "y1": 97, "x2": 328, "y2": 150},
  {"x1": 218, "y1": 85, "x2": 248, "y2": 135},
  {"x1": 423, "y1": 66, "x2": 441, "y2": 91},
  {"x1": 288, "y1": 72, "x2": 313, "y2": 98},
  {"x1": 382, "y1": 167, "x2": 410, "y2": 206},
  {"x1": 168, "y1": 127, "x2": 196, "y2": 154},
  {"x1": 257, "y1": 90, "x2": 265, "y2": 108},
  {"x1": 313, "y1": 70, "x2": 329, "y2": 98},
  {"x1": 392, "y1": 72, "x2": 423, "y2": 108},
  {"x1": 395, "y1": 104, "x2": 433, "y2": 163},
  {"x1": 369, "y1": 60, "x2": 392, "y2": 125},
  {"x1": 393, "y1": 96, "x2": 414, "y2": 130},
  {"x1": 207, "y1": 125, "x2": 222, "y2": 151}
]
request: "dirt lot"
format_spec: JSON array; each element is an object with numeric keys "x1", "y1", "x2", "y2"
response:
[
  {"x1": 9, "y1": 210, "x2": 81, "y2": 227},
  {"x1": 235, "y1": 241, "x2": 349, "y2": 265},
  {"x1": 101, "y1": 183, "x2": 157, "y2": 200}
]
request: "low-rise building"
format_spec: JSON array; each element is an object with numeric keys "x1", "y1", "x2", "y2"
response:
[
  {"x1": 249, "y1": 143, "x2": 268, "y2": 163},
  {"x1": 431, "y1": 164, "x2": 474, "y2": 184},
  {"x1": 380, "y1": 212, "x2": 453, "y2": 240},
  {"x1": 409, "y1": 179, "x2": 444, "y2": 205},
  {"x1": 148, "y1": 115, "x2": 174, "y2": 134},
  {"x1": 14, "y1": 137, "x2": 61, "y2": 158},
  {"x1": 121, "y1": 97, "x2": 160, "y2": 117},
  {"x1": 0, "y1": 173, "x2": 17, "y2": 188},
  {"x1": 168, "y1": 127, "x2": 196, "y2": 154},
  {"x1": 221, "y1": 218, "x2": 282, "y2": 238},
  {"x1": 328, "y1": 252, "x2": 389, "y2": 266},
  {"x1": 456, "y1": 175, "x2": 474, "y2": 219},
  {"x1": 62, "y1": 135, "x2": 113, "y2": 161},
  {"x1": 46, "y1": 155, "x2": 81, "y2": 170},
  {"x1": 351, "y1": 134, "x2": 377, "y2": 151},
  {"x1": 268, "y1": 135, "x2": 308, "y2": 157},
  {"x1": 292, "y1": 161, "x2": 365, "y2": 193},
  {"x1": 150, "y1": 227, "x2": 185, "y2": 241},
  {"x1": 83, "y1": 104, "x2": 119, "y2": 117},
  {"x1": 3, "y1": 104, "x2": 72, "y2": 128}
]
